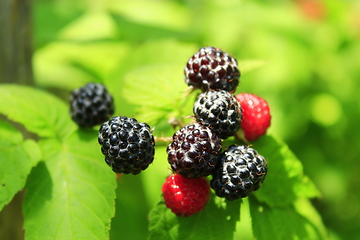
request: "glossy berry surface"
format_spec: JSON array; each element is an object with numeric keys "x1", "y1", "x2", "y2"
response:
[
  {"x1": 167, "y1": 123, "x2": 222, "y2": 178},
  {"x1": 162, "y1": 174, "x2": 210, "y2": 217},
  {"x1": 98, "y1": 116, "x2": 155, "y2": 174},
  {"x1": 211, "y1": 144, "x2": 267, "y2": 200},
  {"x1": 70, "y1": 82, "x2": 114, "y2": 128},
  {"x1": 235, "y1": 93, "x2": 271, "y2": 142},
  {"x1": 193, "y1": 90, "x2": 242, "y2": 139},
  {"x1": 184, "y1": 46, "x2": 240, "y2": 93}
]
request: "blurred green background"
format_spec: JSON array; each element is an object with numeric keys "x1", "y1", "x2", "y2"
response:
[{"x1": 5, "y1": 0, "x2": 360, "y2": 239}]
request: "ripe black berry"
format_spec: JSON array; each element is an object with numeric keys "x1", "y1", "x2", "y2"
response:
[
  {"x1": 70, "y1": 82, "x2": 114, "y2": 128},
  {"x1": 98, "y1": 116, "x2": 155, "y2": 174},
  {"x1": 167, "y1": 123, "x2": 222, "y2": 178},
  {"x1": 193, "y1": 90, "x2": 242, "y2": 139},
  {"x1": 211, "y1": 144, "x2": 267, "y2": 200},
  {"x1": 184, "y1": 46, "x2": 240, "y2": 93}
]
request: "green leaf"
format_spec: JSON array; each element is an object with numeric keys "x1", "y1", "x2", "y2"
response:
[
  {"x1": 34, "y1": 42, "x2": 131, "y2": 90},
  {"x1": 234, "y1": 197, "x2": 254, "y2": 239},
  {"x1": 0, "y1": 120, "x2": 41, "y2": 211},
  {"x1": 104, "y1": 40, "x2": 199, "y2": 124},
  {"x1": 293, "y1": 198, "x2": 329, "y2": 238},
  {"x1": 148, "y1": 193, "x2": 240, "y2": 240},
  {"x1": 123, "y1": 64, "x2": 185, "y2": 109},
  {"x1": 108, "y1": 0, "x2": 191, "y2": 31},
  {"x1": 122, "y1": 64, "x2": 197, "y2": 126},
  {"x1": 238, "y1": 59, "x2": 266, "y2": 74},
  {"x1": 0, "y1": 84, "x2": 76, "y2": 140},
  {"x1": 23, "y1": 129, "x2": 116, "y2": 240},
  {"x1": 249, "y1": 134, "x2": 320, "y2": 207},
  {"x1": 58, "y1": 10, "x2": 118, "y2": 41},
  {"x1": 110, "y1": 174, "x2": 150, "y2": 240},
  {"x1": 249, "y1": 196, "x2": 328, "y2": 240},
  {"x1": 110, "y1": 40, "x2": 198, "y2": 76}
]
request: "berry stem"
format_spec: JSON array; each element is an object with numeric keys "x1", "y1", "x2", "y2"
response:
[
  {"x1": 168, "y1": 115, "x2": 195, "y2": 129},
  {"x1": 154, "y1": 136, "x2": 172, "y2": 144}
]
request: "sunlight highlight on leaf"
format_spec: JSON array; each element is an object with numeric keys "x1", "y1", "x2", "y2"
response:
[
  {"x1": 148, "y1": 193, "x2": 240, "y2": 240},
  {"x1": 122, "y1": 64, "x2": 196, "y2": 126},
  {"x1": 250, "y1": 134, "x2": 320, "y2": 207},
  {"x1": 249, "y1": 196, "x2": 328, "y2": 240},
  {"x1": 0, "y1": 120, "x2": 41, "y2": 211},
  {"x1": 0, "y1": 84, "x2": 76, "y2": 140},
  {"x1": 23, "y1": 130, "x2": 116, "y2": 240}
]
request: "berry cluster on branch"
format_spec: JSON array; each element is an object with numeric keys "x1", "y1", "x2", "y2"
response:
[
  {"x1": 68, "y1": 46, "x2": 272, "y2": 217},
  {"x1": 163, "y1": 47, "x2": 270, "y2": 217}
]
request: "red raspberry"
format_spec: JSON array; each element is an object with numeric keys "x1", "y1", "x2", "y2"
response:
[
  {"x1": 235, "y1": 93, "x2": 271, "y2": 142},
  {"x1": 162, "y1": 174, "x2": 210, "y2": 217}
]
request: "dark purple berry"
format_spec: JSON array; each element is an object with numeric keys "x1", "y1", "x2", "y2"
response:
[
  {"x1": 184, "y1": 47, "x2": 240, "y2": 93},
  {"x1": 167, "y1": 123, "x2": 222, "y2": 178}
]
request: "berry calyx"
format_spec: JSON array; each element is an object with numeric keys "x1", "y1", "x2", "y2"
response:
[
  {"x1": 162, "y1": 174, "x2": 210, "y2": 217},
  {"x1": 235, "y1": 93, "x2": 271, "y2": 142},
  {"x1": 167, "y1": 123, "x2": 222, "y2": 178},
  {"x1": 98, "y1": 116, "x2": 155, "y2": 174},
  {"x1": 193, "y1": 90, "x2": 242, "y2": 139},
  {"x1": 70, "y1": 82, "x2": 114, "y2": 128},
  {"x1": 184, "y1": 46, "x2": 240, "y2": 93},
  {"x1": 211, "y1": 144, "x2": 268, "y2": 200}
]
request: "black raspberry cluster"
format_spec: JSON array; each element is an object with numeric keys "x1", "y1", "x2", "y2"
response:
[
  {"x1": 69, "y1": 82, "x2": 156, "y2": 175},
  {"x1": 162, "y1": 47, "x2": 269, "y2": 217},
  {"x1": 68, "y1": 47, "x2": 271, "y2": 218}
]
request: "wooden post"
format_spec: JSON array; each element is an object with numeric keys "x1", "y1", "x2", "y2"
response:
[
  {"x1": 0, "y1": 0, "x2": 34, "y2": 85},
  {"x1": 0, "y1": 2, "x2": 33, "y2": 239}
]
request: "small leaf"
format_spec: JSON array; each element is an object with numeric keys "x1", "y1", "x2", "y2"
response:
[
  {"x1": 108, "y1": 0, "x2": 191, "y2": 31},
  {"x1": 294, "y1": 198, "x2": 328, "y2": 238},
  {"x1": 238, "y1": 59, "x2": 266, "y2": 74},
  {"x1": 0, "y1": 120, "x2": 41, "y2": 211},
  {"x1": 249, "y1": 196, "x2": 328, "y2": 240},
  {"x1": 34, "y1": 42, "x2": 131, "y2": 90},
  {"x1": 250, "y1": 134, "x2": 320, "y2": 207},
  {"x1": 234, "y1": 197, "x2": 255, "y2": 239},
  {"x1": 122, "y1": 64, "x2": 196, "y2": 126},
  {"x1": 148, "y1": 193, "x2": 240, "y2": 240},
  {"x1": 0, "y1": 84, "x2": 76, "y2": 140},
  {"x1": 23, "y1": 129, "x2": 116, "y2": 240},
  {"x1": 109, "y1": 40, "x2": 198, "y2": 77},
  {"x1": 123, "y1": 64, "x2": 185, "y2": 108},
  {"x1": 58, "y1": 11, "x2": 118, "y2": 41}
]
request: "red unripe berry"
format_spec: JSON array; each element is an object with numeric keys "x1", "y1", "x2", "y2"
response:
[
  {"x1": 162, "y1": 174, "x2": 210, "y2": 217},
  {"x1": 235, "y1": 93, "x2": 271, "y2": 142}
]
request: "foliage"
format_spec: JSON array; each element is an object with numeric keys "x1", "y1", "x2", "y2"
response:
[
  {"x1": 0, "y1": 76, "x2": 325, "y2": 239},
  {"x1": 1, "y1": 0, "x2": 359, "y2": 239},
  {"x1": 0, "y1": 85, "x2": 116, "y2": 239}
]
